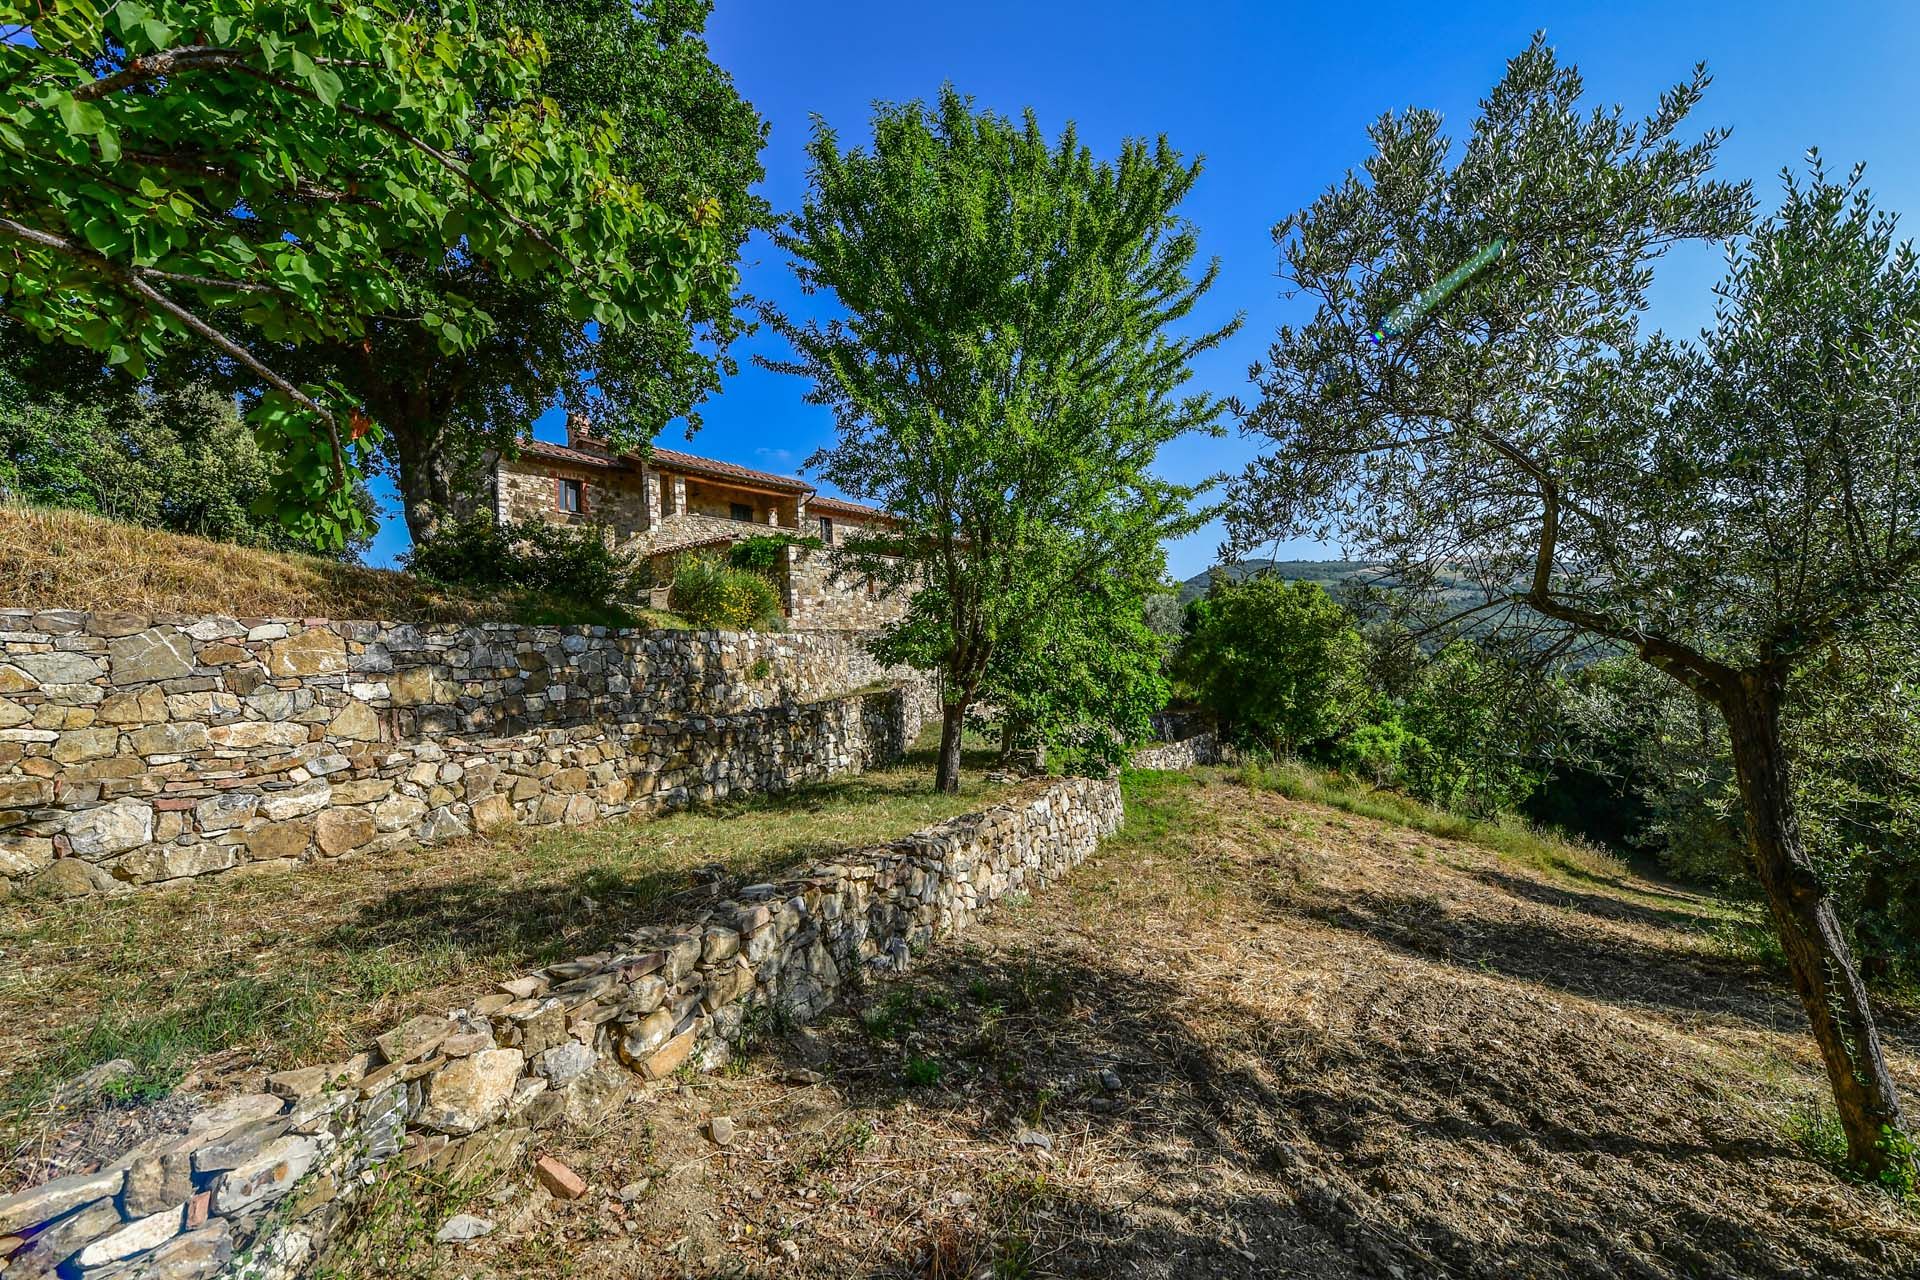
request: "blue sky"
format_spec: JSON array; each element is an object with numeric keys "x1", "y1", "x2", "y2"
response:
[{"x1": 365, "y1": 0, "x2": 1920, "y2": 580}]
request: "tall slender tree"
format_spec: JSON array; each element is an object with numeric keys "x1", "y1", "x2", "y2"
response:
[
  {"x1": 1233, "y1": 37, "x2": 1920, "y2": 1179},
  {"x1": 767, "y1": 88, "x2": 1237, "y2": 790}
]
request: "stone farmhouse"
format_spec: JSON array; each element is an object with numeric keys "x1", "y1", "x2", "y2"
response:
[{"x1": 492, "y1": 415, "x2": 909, "y2": 630}]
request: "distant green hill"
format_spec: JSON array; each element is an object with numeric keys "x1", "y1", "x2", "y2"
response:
[{"x1": 1176, "y1": 559, "x2": 1383, "y2": 605}]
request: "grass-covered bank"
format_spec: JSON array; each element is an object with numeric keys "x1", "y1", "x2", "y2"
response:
[{"x1": 0, "y1": 503, "x2": 687, "y2": 627}]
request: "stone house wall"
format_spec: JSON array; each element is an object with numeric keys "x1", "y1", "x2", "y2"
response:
[
  {"x1": 0, "y1": 776, "x2": 1123, "y2": 1280},
  {"x1": 782, "y1": 545, "x2": 911, "y2": 631},
  {"x1": 0, "y1": 610, "x2": 929, "y2": 901},
  {"x1": 496, "y1": 463, "x2": 652, "y2": 551}
]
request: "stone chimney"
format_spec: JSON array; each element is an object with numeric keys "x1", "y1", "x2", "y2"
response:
[{"x1": 565, "y1": 410, "x2": 593, "y2": 449}]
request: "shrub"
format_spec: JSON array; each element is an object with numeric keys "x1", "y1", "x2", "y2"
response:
[
  {"x1": 405, "y1": 513, "x2": 644, "y2": 610},
  {"x1": 669, "y1": 555, "x2": 785, "y2": 630},
  {"x1": 1178, "y1": 576, "x2": 1369, "y2": 753},
  {"x1": 726, "y1": 533, "x2": 821, "y2": 573}
]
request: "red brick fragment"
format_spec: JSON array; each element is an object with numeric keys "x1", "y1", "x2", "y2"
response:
[{"x1": 534, "y1": 1155, "x2": 588, "y2": 1200}]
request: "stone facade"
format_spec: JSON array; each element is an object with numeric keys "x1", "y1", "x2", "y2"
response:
[
  {"x1": 494, "y1": 431, "x2": 912, "y2": 630},
  {"x1": 0, "y1": 777, "x2": 1122, "y2": 1280},
  {"x1": 782, "y1": 544, "x2": 910, "y2": 631},
  {"x1": 0, "y1": 610, "x2": 934, "y2": 901}
]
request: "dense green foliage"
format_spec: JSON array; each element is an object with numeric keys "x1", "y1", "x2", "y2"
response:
[
  {"x1": 668, "y1": 555, "x2": 784, "y2": 631},
  {"x1": 981, "y1": 574, "x2": 1172, "y2": 775},
  {"x1": 766, "y1": 86, "x2": 1236, "y2": 789},
  {"x1": 725, "y1": 532, "x2": 822, "y2": 573},
  {"x1": 0, "y1": 371, "x2": 372, "y2": 556},
  {"x1": 1179, "y1": 574, "x2": 1543, "y2": 815},
  {"x1": 0, "y1": 0, "x2": 732, "y2": 548},
  {"x1": 1568, "y1": 633, "x2": 1920, "y2": 987},
  {"x1": 403, "y1": 513, "x2": 644, "y2": 613},
  {"x1": 1180, "y1": 578, "x2": 1365, "y2": 754},
  {"x1": 257, "y1": 0, "x2": 769, "y2": 541}
]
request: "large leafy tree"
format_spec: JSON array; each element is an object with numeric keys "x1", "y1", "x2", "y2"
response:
[
  {"x1": 768, "y1": 88, "x2": 1238, "y2": 790},
  {"x1": 978, "y1": 556, "x2": 1173, "y2": 776},
  {"x1": 0, "y1": 0, "x2": 732, "y2": 547},
  {"x1": 260, "y1": 0, "x2": 770, "y2": 541},
  {"x1": 1179, "y1": 576, "x2": 1368, "y2": 754},
  {"x1": 1233, "y1": 36, "x2": 1920, "y2": 1179}
]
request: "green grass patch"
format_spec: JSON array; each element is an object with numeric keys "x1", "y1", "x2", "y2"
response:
[
  {"x1": 1784, "y1": 1098, "x2": 1920, "y2": 1205},
  {"x1": 0, "y1": 726, "x2": 1014, "y2": 1177},
  {"x1": 1211, "y1": 757, "x2": 1630, "y2": 885}
]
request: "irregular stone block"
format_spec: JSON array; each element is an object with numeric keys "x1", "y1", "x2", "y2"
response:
[
  {"x1": 50, "y1": 726, "x2": 119, "y2": 764},
  {"x1": 242, "y1": 820, "x2": 312, "y2": 861},
  {"x1": 109, "y1": 628, "x2": 195, "y2": 684},
  {"x1": 376, "y1": 1014, "x2": 450, "y2": 1065},
  {"x1": 329, "y1": 700, "x2": 380, "y2": 742},
  {"x1": 0, "y1": 1165, "x2": 124, "y2": 1234},
  {"x1": 127, "y1": 722, "x2": 209, "y2": 757},
  {"x1": 210, "y1": 1135, "x2": 317, "y2": 1214},
  {"x1": 469, "y1": 792, "x2": 514, "y2": 833},
  {"x1": 134, "y1": 1221, "x2": 233, "y2": 1279},
  {"x1": 418, "y1": 1049, "x2": 524, "y2": 1135},
  {"x1": 615, "y1": 1009, "x2": 674, "y2": 1068},
  {"x1": 258, "y1": 779, "x2": 331, "y2": 821},
  {"x1": 193, "y1": 792, "x2": 256, "y2": 833},
  {"x1": 0, "y1": 1195, "x2": 122, "y2": 1276},
  {"x1": 206, "y1": 721, "x2": 308, "y2": 750},
  {"x1": 639, "y1": 1025, "x2": 698, "y2": 1080},
  {"x1": 0, "y1": 777, "x2": 51, "y2": 809},
  {"x1": 265, "y1": 629, "x2": 346, "y2": 677},
  {"x1": 11, "y1": 651, "x2": 102, "y2": 688},
  {"x1": 314, "y1": 807, "x2": 375, "y2": 856},
  {"x1": 74, "y1": 1205, "x2": 183, "y2": 1268},
  {"x1": 63, "y1": 798, "x2": 152, "y2": 858},
  {"x1": 112, "y1": 842, "x2": 237, "y2": 885},
  {"x1": 96, "y1": 686, "x2": 169, "y2": 725},
  {"x1": 536, "y1": 1041, "x2": 594, "y2": 1087}
]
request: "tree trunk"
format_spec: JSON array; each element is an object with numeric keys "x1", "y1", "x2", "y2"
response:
[
  {"x1": 1721, "y1": 674, "x2": 1912, "y2": 1180},
  {"x1": 936, "y1": 702, "x2": 967, "y2": 794},
  {"x1": 389, "y1": 411, "x2": 496, "y2": 547}
]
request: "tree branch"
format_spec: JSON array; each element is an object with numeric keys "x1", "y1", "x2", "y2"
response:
[{"x1": 0, "y1": 214, "x2": 348, "y2": 488}]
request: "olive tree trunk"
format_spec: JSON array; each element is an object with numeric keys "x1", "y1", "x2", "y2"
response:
[{"x1": 1721, "y1": 674, "x2": 1911, "y2": 1179}]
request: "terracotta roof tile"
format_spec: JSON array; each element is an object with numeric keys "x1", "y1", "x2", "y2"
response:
[
  {"x1": 806, "y1": 494, "x2": 893, "y2": 520},
  {"x1": 517, "y1": 438, "x2": 629, "y2": 470},
  {"x1": 640, "y1": 446, "x2": 811, "y2": 492}
]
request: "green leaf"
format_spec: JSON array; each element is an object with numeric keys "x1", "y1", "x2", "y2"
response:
[{"x1": 56, "y1": 95, "x2": 106, "y2": 139}]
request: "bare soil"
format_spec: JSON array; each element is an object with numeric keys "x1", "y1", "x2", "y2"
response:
[{"x1": 394, "y1": 768, "x2": 1920, "y2": 1280}]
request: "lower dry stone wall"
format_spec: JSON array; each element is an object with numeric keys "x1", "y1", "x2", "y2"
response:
[
  {"x1": 1129, "y1": 730, "x2": 1228, "y2": 771},
  {"x1": 0, "y1": 777, "x2": 1122, "y2": 1280},
  {"x1": 0, "y1": 608, "x2": 934, "y2": 901}
]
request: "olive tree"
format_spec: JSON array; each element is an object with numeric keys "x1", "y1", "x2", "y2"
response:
[{"x1": 1234, "y1": 35, "x2": 1920, "y2": 1179}]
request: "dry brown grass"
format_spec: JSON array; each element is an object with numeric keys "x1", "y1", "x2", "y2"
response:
[
  {"x1": 403, "y1": 767, "x2": 1920, "y2": 1280},
  {"x1": 0, "y1": 731, "x2": 1014, "y2": 1188},
  {"x1": 0, "y1": 503, "x2": 603, "y2": 622}
]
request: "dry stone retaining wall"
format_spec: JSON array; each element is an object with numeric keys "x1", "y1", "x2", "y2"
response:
[
  {"x1": 1129, "y1": 730, "x2": 1228, "y2": 771},
  {"x1": 0, "y1": 610, "x2": 928, "y2": 901},
  {"x1": 0, "y1": 777, "x2": 1122, "y2": 1280}
]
